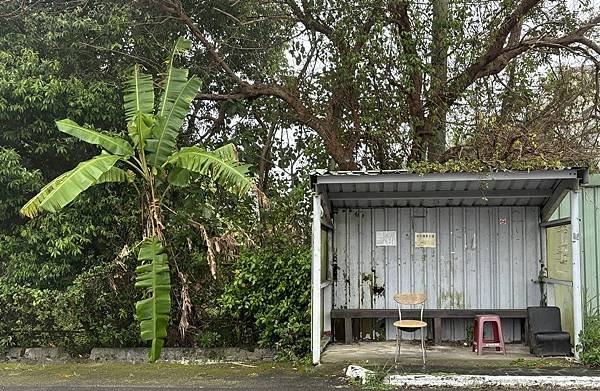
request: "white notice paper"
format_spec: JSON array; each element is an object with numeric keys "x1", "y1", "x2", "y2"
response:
[{"x1": 376, "y1": 231, "x2": 397, "y2": 246}]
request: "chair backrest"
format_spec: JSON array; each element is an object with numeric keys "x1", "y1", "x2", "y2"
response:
[
  {"x1": 394, "y1": 293, "x2": 426, "y2": 305},
  {"x1": 527, "y1": 306, "x2": 563, "y2": 333},
  {"x1": 394, "y1": 293, "x2": 426, "y2": 321}
]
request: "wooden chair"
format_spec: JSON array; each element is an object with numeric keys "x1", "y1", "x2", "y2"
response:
[{"x1": 394, "y1": 293, "x2": 427, "y2": 365}]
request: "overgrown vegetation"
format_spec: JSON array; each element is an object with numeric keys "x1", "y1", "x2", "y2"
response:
[
  {"x1": 0, "y1": 262, "x2": 138, "y2": 352},
  {"x1": 220, "y1": 244, "x2": 311, "y2": 359},
  {"x1": 578, "y1": 312, "x2": 600, "y2": 367}
]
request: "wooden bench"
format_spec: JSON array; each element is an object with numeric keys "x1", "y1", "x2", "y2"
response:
[{"x1": 330, "y1": 308, "x2": 528, "y2": 345}]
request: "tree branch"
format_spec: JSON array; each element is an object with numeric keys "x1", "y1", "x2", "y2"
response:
[
  {"x1": 282, "y1": 0, "x2": 334, "y2": 40},
  {"x1": 170, "y1": 1, "x2": 248, "y2": 87},
  {"x1": 441, "y1": 8, "x2": 600, "y2": 108}
]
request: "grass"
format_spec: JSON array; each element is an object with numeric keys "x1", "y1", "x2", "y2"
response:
[{"x1": 0, "y1": 361, "x2": 345, "y2": 387}]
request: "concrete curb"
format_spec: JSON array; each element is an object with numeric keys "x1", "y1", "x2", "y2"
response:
[
  {"x1": 385, "y1": 374, "x2": 600, "y2": 388},
  {"x1": 90, "y1": 347, "x2": 276, "y2": 363},
  {"x1": 345, "y1": 365, "x2": 600, "y2": 388},
  {"x1": 2, "y1": 347, "x2": 276, "y2": 364}
]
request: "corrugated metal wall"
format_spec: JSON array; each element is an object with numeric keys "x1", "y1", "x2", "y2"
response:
[
  {"x1": 333, "y1": 207, "x2": 542, "y2": 342},
  {"x1": 551, "y1": 178, "x2": 600, "y2": 314}
]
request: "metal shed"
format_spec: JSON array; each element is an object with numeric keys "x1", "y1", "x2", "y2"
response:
[{"x1": 310, "y1": 169, "x2": 589, "y2": 364}]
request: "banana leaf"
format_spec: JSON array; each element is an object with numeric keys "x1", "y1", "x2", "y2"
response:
[
  {"x1": 166, "y1": 146, "x2": 253, "y2": 196},
  {"x1": 20, "y1": 153, "x2": 121, "y2": 218},
  {"x1": 56, "y1": 119, "x2": 133, "y2": 156},
  {"x1": 135, "y1": 237, "x2": 171, "y2": 362},
  {"x1": 123, "y1": 64, "x2": 154, "y2": 123},
  {"x1": 146, "y1": 76, "x2": 202, "y2": 167}
]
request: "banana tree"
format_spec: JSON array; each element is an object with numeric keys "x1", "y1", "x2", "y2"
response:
[{"x1": 20, "y1": 38, "x2": 254, "y2": 362}]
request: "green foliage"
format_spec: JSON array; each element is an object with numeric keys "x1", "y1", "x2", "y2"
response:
[
  {"x1": 123, "y1": 65, "x2": 155, "y2": 122},
  {"x1": 56, "y1": 119, "x2": 133, "y2": 156},
  {"x1": 406, "y1": 157, "x2": 565, "y2": 175},
  {"x1": 168, "y1": 145, "x2": 253, "y2": 197},
  {"x1": 135, "y1": 237, "x2": 171, "y2": 362},
  {"x1": 19, "y1": 36, "x2": 255, "y2": 361},
  {"x1": 578, "y1": 313, "x2": 600, "y2": 367},
  {"x1": 147, "y1": 37, "x2": 202, "y2": 167},
  {"x1": 0, "y1": 29, "x2": 122, "y2": 177},
  {"x1": 195, "y1": 330, "x2": 221, "y2": 348},
  {"x1": 0, "y1": 148, "x2": 43, "y2": 228},
  {"x1": 58, "y1": 262, "x2": 139, "y2": 353},
  {"x1": 20, "y1": 153, "x2": 122, "y2": 218},
  {"x1": 0, "y1": 261, "x2": 139, "y2": 352},
  {"x1": 0, "y1": 148, "x2": 135, "y2": 290},
  {"x1": 219, "y1": 244, "x2": 311, "y2": 358},
  {"x1": 0, "y1": 284, "x2": 62, "y2": 348}
]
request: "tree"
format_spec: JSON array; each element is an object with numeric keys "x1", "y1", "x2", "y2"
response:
[
  {"x1": 153, "y1": 0, "x2": 600, "y2": 168},
  {"x1": 20, "y1": 38, "x2": 255, "y2": 361}
]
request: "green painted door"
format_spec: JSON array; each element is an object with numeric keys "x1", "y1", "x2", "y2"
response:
[{"x1": 546, "y1": 225, "x2": 574, "y2": 342}]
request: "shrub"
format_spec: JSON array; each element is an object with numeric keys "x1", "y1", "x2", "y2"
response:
[
  {"x1": 0, "y1": 284, "x2": 62, "y2": 348},
  {"x1": 0, "y1": 261, "x2": 140, "y2": 353},
  {"x1": 578, "y1": 313, "x2": 600, "y2": 367},
  {"x1": 57, "y1": 262, "x2": 140, "y2": 353},
  {"x1": 219, "y1": 243, "x2": 311, "y2": 358}
]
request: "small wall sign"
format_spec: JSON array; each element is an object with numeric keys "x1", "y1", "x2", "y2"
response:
[
  {"x1": 415, "y1": 232, "x2": 436, "y2": 248},
  {"x1": 376, "y1": 231, "x2": 397, "y2": 246}
]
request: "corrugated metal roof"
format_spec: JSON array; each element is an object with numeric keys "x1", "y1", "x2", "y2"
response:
[{"x1": 312, "y1": 169, "x2": 587, "y2": 209}]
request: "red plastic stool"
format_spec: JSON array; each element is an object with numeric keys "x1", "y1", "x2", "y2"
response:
[{"x1": 472, "y1": 314, "x2": 506, "y2": 355}]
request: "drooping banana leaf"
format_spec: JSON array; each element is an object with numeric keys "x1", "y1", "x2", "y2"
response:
[
  {"x1": 19, "y1": 171, "x2": 69, "y2": 218},
  {"x1": 146, "y1": 76, "x2": 202, "y2": 167},
  {"x1": 123, "y1": 64, "x2": 154, "y2": 123},
  {"x1": 56, "y1": 119, "x2": 133, "y2": 156},
  {"x1": 166, "y1": 146, "x2": 253, "y2": 196},
  {"x1": 213, "y1": 143, "x2": 241, "y2": 161},
  {"x1": 95, "y1": 166, "x2": 135, "y2": 184},
  {"x1": 135, "y1": 237, "x2": 171, "y2": 362},
  {"x1": 20, "y1": 153, "x2": 121, "y2": 218}
]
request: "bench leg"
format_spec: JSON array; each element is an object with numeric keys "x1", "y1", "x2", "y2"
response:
[
  {"x1": 434, "y1": 317, "x2": 442, "y2": 345},
  {"x1": 344, "y1": 316, "x2": 352, "y2": 344}
]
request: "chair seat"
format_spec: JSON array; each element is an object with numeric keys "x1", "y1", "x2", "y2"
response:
[
  {"x1": 534, "y1": 331, "x2": 571, "y2": 342},
  {"x1": 394, "y1": 319, "x2": 427, "y2": 328}
]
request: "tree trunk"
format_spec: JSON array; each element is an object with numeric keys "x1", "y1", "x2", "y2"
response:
[{"x1": 427, "y1": 0, "x2": 449, "y2": 161}]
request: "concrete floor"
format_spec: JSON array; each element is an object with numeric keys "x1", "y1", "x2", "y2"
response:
[{"x1": 322, "y1": 341, "x2": 542, "y2": 366}]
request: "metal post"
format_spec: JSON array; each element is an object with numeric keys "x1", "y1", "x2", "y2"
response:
[
  {"x1": 570, "y1": 189, "x2": 583, "y2": 358},
  {"x1": 323, "y1": 229, "x2": 334, "y2": 335},
  {"x1": 311, "y1": 193, "x2": 322, "y2": 364}
]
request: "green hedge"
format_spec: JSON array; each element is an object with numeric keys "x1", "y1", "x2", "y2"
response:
[
  {"x1": 0, "y1": 245, "x2": 313, "y2": 357},
  {"x1": 219, "y1": 244, "x2": 311, "y2": 358},
  {"x1": 0, "y1": 284, "x2": 61, "y2": 348},
  {"x1": 0, "y1": 262, "x2": 139, "y2": 352}
]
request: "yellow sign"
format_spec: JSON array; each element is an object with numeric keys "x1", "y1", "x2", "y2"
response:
[{"x1": 415, "y1": 232, "x2": 436, "y2": 248}]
